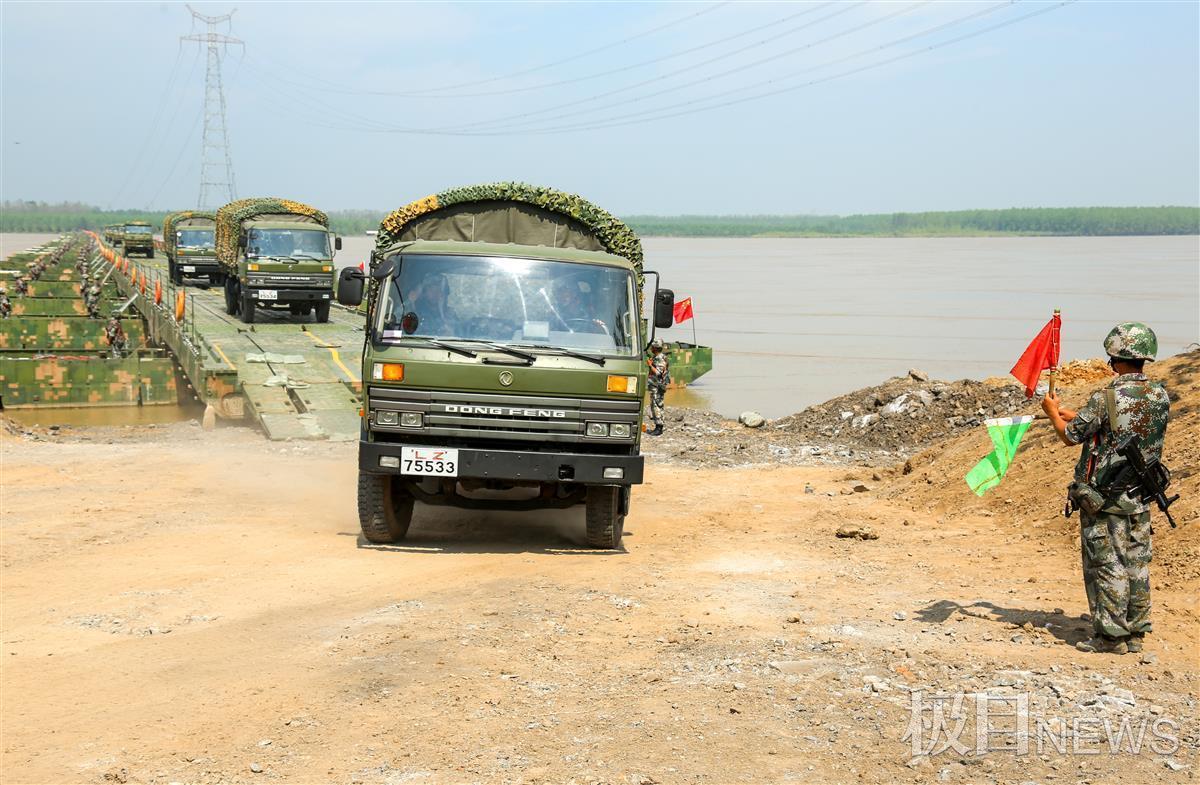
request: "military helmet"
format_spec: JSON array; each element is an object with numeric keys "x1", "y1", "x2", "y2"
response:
[
  {"x1": 1103, "y1": 322, "x2": 1157, "y2": 361},
  {"x1": 650, "y1": 338, "x2": 665, "y2": 350},
  {"x1": 0, "y1": 285, "x2": 7, "y2": 293}
]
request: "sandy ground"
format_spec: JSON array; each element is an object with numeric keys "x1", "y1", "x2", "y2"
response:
[{"x1": 1, "y1": 420, "x2": 1196, "y2": 784}]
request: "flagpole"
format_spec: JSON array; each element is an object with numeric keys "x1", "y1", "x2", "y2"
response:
[
  {"x1": 1048, "y1": 308, "x2": 1061, "y2": 396},
  {"x1": 690, "y1": 303, "x2": 697, "y2": 347}
]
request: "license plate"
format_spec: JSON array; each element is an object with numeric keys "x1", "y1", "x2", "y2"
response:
[
  {"x1": 400, "y1": 447, "x2": 459, "y2": 477},
  {"x1": 258, "y1": 290, "x2": 278, "y2": 301},
  {"x1": 183, "y1": 265, "x2": 195, "y2": 272}
]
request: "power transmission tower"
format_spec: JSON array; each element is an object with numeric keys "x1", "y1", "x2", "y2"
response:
[{"x1": 181, "y1": 5, "x2": 243, "y2": 209}]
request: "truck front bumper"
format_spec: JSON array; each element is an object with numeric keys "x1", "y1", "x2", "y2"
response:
[
  {"x1": 360, "y1": 441, "x2": 644, "y2": 486},
  {"x1": 247, "y1": 287, "x2": 332, "y2": 303},
  {"x1": 176, "y1": 258, "x2": 221, "y2": 274}
]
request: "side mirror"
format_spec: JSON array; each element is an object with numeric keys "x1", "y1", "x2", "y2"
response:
[
  {"x1": 371, "y1": 257, "x2": 396, "y2": 280},
  {"x1": 653, "y1": 288, "x2": 675, "y2": 329},
  {"x1": 334, "y1": 236, "x2": 343, "y2": 251},
  {"x1": 336, "y1": 267, "x2": 365, "y2": 307},
  {"x1": 238, "y1": 234, "x2": 247, "y2": 250}
]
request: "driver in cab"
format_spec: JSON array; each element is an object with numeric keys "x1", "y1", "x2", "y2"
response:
[
  {"x1": 402, "y1": 271, "x2": 459, "y2": 337},
  {"x1": 550, "y1": 277, "x2": 607, "y2": 334}
]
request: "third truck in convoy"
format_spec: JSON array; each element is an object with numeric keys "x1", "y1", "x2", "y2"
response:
[
  {"x1": 163, "y1": 211, "x2": 218, "y2": 285},
  {"x1": 336, "y1": 183, "x2": 677, "y2": 549},
  {"x1": 120, "y1": 220, "x2": 155, "y2": 258},
  {"x1": 215, "y1": 197, "x2": 341, "y2": 324}
]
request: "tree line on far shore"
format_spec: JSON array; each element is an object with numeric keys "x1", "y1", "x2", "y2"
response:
[{"x1": 3, "y1": 202, "x2": 1197, "y2": 238}]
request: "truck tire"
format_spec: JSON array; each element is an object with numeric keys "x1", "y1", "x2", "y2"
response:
[
  {"x1": 170, "y1": 261, "x2": 182, "y2": 286},
  {"x1": 315, "y1": 300, "x2": 330, "y2": 323},
  {"x1": 147, "y1": 248, "x2": 155, "y2": 259},
  {"x1": 358, "y1": 472, "x2": 414, "y2": 544},
  {"x1": 585, "y1": 485, "x2": 625, "y2": 549},
  {"x1": 240, "y1": 290, "x2": 256, "y2": 323},
  {"x1": 224, "y1": 278, "x2": 238, "y2": 314}
]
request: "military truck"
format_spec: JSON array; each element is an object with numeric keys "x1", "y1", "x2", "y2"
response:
[
  {"x1": 163, "y1": 211, "x2": 218, "y2": 285},
  {"x1": 121, "y1": 221, "x2": 155, "y2": 258},
  {"x1": 336, "y1": 183, "x2": 676, "y2": 549},
  {"x1": 215, "y1": 197, "x2": 341, "y2": 324},
  {"x1": 102, "y1": 224, "x2": 122, "y2": 245}
]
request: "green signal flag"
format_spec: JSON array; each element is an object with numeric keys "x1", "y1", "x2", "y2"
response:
[{"x1": 965, "y1": 415, "x2": 1035, "y2": 497}]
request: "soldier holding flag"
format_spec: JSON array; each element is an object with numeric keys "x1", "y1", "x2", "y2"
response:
[{"x1": 1041, "y1": 323, "x2": 1170, "y2": 655}]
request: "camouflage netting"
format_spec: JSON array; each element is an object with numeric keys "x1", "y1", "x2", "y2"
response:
[
  {"x1": 215, "y1": 198, "x2": 328, "y2": 267},
  {"x1": 376, "y1": 183, "x2": 643, "y2": 275},
  {"x1": 163, "y1": 211, "x2": 216, "y2": 254}
]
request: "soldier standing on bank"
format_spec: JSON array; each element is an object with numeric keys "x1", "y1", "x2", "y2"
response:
[
  {"x1": 0, "y1": 286, "x2": 11, "y2": 318},
  {"x1": 1041, "y1": 323, "x2": 1170, "y2": 655},
  {"x1": 14, "y1": 275, "x2": 29, "y2": 297},
  {"x1": 646, "y1": 338, "x2": 670, "y2": 436},
  {"x1": 105, "y1": 315, "x2": 127, "y2": 359}
]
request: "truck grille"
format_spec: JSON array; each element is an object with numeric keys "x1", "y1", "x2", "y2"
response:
[
  {"x1": 369, "y1": 388, "x2": 640, "y2": 443},
  {"x1": 247, "y1": 273, "x2": 332, "y2": 287}
]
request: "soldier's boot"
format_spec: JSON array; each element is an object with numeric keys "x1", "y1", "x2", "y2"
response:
[
  {"x1": 647, "y1": 425, "x2": 663, "y2": 436},
  {"x1": 1125, "y1": 634, "x2": 1145, "y2": 653},
  {"x1": 1075, "y1": 635, "x2": 1127, "y2": 655}
]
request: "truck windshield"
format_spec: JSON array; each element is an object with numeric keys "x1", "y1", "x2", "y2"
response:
[
  {"x1": 177, "y1": 230, "x2": 215, "y2": 249},
  {"x1": 125, "y1": 226, "x2": 152, "y2": 234},
  {"x1": 375, "y1": 253, "x2": 639, "y2": 357},
  {"x1": 247, "y1": 228, "x2": 331, "y2": 259}
]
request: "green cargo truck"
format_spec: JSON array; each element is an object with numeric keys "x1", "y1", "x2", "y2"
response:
[
  {"x1": 103, "y1": 224, "x2": 122, "y2": 245},
  {"x1": 215, "y1": 197, "x2": 341, "y2": 324},
  {"x1": 163, "y1": 211, "x2": 219, "y2": 285},
  {"x1": 336, "y1": 183, "x2": 677, "y2": 549},
  {"x1": 121, "y1": 221, "x2": 155, "y2": 258}
]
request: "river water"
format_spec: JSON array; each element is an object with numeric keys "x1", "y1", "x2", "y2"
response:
[{"x1": 6, "y1": 232, "x2": 1197, "y2": 419}]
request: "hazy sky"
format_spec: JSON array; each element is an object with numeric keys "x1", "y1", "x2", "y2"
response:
[{"x1": 2, "y1": 1, "x2": 1197, "y2": 214}]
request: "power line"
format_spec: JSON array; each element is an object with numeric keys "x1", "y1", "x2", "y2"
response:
[
  {"x1": 457, "y1": 0, "x2": 1001, "y2": 135},
  {"x1": 504, "y1": 1, "x2": 1076, "y2": 136},
  {"x1": 106, "y1": 46, "x2": 186, "y2": 209},
  {"x1": 242, "y1": 2, "x2": 728, "y2": 99},
  {"x1": 442, "y1": 1, "x2": 924, "y2": 134}
]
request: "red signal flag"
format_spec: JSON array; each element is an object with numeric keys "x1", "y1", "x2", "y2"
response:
[
  {"x1": 1010, "y1": 312, "x2": 1062, "y2": 398},
  {"x1": 672, "y1": 297, "x2": 694, "y2": 325}
]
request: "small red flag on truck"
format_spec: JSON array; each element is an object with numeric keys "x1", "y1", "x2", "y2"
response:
[
  {"x1": 1010, "y1": 311, "x2": 1061, "y2": 398},
  {"x1": 673, "y1": 297, "x2": 694, "y2": 325}
]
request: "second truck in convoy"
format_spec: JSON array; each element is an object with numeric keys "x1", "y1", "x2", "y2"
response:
[
  {"x1": 120, "y1": 221, "x2": 155, "y2": 258},
  {"x1": 163, "y1": 211, "x2": 218, "y2": 285},
  {"x1": 336, "y1": 183, "x2": 677, "y2": 549},
  {"x1": 215, "y1": 197, "x2": 341, "y2": 324}
]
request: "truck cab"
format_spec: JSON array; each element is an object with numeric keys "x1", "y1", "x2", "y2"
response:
[
  {"x1": 121, "y1": 222, "x2": 155, "y2": 258},
  {"x1": 339, "y1": 238, "x2": 675, "y2": 549},
  {"x1": 224, "y1": 217, "x2": 340, "y2": 324},
  {"x1": 167, "y1": 217, "x2": 218, "y2": 285}
]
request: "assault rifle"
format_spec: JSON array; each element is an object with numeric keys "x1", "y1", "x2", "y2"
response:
[{"x1": 1115, "y1": 435, "x2": 1178, "y2": 528}]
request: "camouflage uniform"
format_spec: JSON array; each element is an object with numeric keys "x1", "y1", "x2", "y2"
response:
[
  {"x1": 647, "y1": 341, "x2": 669, "y2": 434},
  {"x1": 0, "y1": 290, "x2": 10, "y2": 318},
  {"x1": 105, "y1": 317, "x2": 127, "y2": 359},
  {"x1": 85, "y1": 284, "x2": 102, "y2": 319},
  {"x1": 14, "y1": 276, "x2": 29, "y2": 297},
  {"x1": 1063, "y1": 326, "x2": 1169, "y2": 644}
]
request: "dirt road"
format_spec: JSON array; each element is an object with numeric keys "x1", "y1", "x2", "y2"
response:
[{"x1": 2, "y1": 424, "x2": 1196, "y2": 784}]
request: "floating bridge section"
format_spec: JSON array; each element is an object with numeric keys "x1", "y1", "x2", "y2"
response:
[{"x1": 98, "y1": 235, "x2": 365, "y2": 440}]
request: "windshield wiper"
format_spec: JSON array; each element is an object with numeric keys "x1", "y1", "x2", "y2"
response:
[
  {"x1": 511, "y1": 344, "x2": 607, "y2": 366},
  {"x1": 441, "y1": 339, "x2": 536, "y2": 363},
  {"x1": 379, "y1": 330, "x2": 478, "y2": 357},
  {"x1": 290, "y1": 253, "x2": 327, "y2": 261}
]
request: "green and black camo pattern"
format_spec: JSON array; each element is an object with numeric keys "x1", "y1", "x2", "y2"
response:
[
  {"x1": 215, "y1": 198, "x2": 329, "y2": 270},
  {"x1": 376, "y1": 182, "x2": 644, "y2": 274}
]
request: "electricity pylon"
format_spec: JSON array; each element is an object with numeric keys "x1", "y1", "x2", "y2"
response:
[{"x1": 181, "y1": 5, "x2": 243, "y2": 210}]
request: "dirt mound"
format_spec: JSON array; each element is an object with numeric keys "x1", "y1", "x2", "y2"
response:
[
  {"x1": 983, "y1": 357, "x2": 1114, "y2": 389},
  {"x1": 889, "y1": 350, "x2": 1200, "y2": 592},
  {"x1": 771, "y1": 373, "x2": 1032, "y2": 454}
]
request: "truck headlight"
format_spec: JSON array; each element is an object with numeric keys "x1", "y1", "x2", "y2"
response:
[
  {"x1": 586, "y1": 422, "x2": 609, "y2": 437},
  {"x1": 609, "y1": 423, "x2": 631, "y2": 438},
  {"x1": 400, "y1": 412, "x2": 423, "y2": 428},
  {"x1": 376, "y1": 410, "x2": 398, "y2": 426}
]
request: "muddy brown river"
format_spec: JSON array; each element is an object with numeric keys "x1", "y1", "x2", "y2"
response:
[{"x1": 6, "y1": 233, "x2": 1197, "y2": 418}]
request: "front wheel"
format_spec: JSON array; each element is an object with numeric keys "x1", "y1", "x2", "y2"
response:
[
  {"x1": 239, "y1": 290, "x2": 255, "y2": 323},
  {"x1": 358, "y1": 472, "x2": 414, "y2": 544},
  {"x1": 170, "y1": 261, "x2": 182, "y2": 286},
  {"x1": 223, "y1": 278, "x2": 238, "y2": 314},
  {"x1": 314, "y1": 300, "x2": 330, "y2": 323},
  {"x1": 585, "y1": 485, "x2": 626, "y2": 549},
  {"x1": 147, "y1": 248, "x2": 155, "y2": 259}
]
